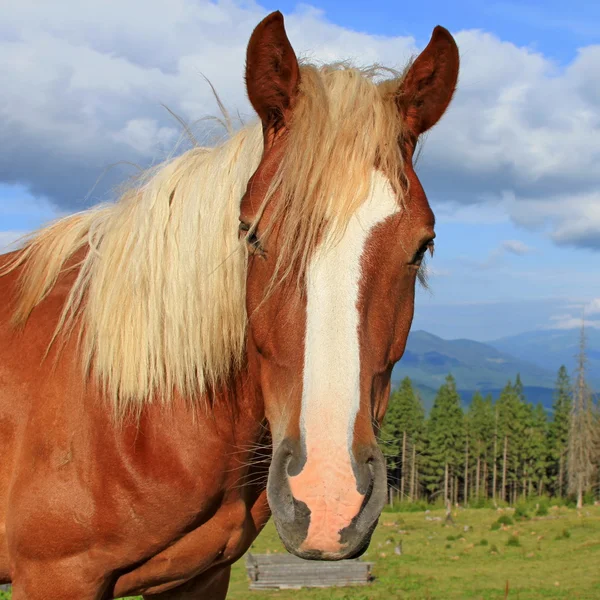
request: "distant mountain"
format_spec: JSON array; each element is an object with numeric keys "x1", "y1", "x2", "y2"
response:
[
  {"x1": 391, "y1": 330, "x2": 559, "y2": 412},
  {"x1": 489, "y1": 327, "x2": 600, "y2": 388}
]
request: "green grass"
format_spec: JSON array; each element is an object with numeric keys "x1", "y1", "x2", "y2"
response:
[
  {"x1": 1, "y1": 505, "x2": 600, "y2": 599},
  {"x1": 497, "y1": 514, "x2": 515, "y2": 526},
  {"x1": 228, "y1": 505, "x2": 600, "y2": 600}
]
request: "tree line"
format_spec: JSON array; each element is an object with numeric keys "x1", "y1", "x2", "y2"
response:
[{"x1": 381, "y1": 326, "x2": 599, "y2": 508}]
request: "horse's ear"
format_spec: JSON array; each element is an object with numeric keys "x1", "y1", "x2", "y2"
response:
[
  {"x1": 397, "y1": 26, "x2": 459, "y2": 139},
  {"x1": 245, "y1": 11, "x2": 300, "y2": 131}
]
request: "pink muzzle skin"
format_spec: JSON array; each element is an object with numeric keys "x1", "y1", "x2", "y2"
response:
[{"x1": 288, "y1": 442, "x2": 364, "y2": 553}]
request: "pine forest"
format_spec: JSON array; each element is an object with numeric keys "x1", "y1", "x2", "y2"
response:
[{"x1": 381, "y1": 329, "x2": 599, "y2": 510}]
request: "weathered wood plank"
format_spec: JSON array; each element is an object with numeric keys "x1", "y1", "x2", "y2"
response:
[{"x1": 245, "y1": 553, "x2": 373, "y2": 590}]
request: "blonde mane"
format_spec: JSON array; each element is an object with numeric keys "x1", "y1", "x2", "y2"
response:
[{"x1": 2, "y1": 62, "x2": 409, "y2": 415}]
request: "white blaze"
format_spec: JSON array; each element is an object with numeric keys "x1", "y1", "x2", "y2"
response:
[{"x1": 300, "y1": 170, "x2": 400, "y2": 461}]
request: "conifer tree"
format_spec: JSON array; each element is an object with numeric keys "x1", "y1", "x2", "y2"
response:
[
  {"x1": 517, "y1": 402, "x2": 547, "y2": 498},
  {"x1": 548, "y1": 366, "x2": 572, "y2": 497},
  {"x1": 468, "y1": 391, "x2": 494, "y2": 500},
  {"x1": 408, "y1": 391, "x2": 426, "y2": 501},
  {"x1": 495, "y1": 380, "x2": 521, "y2": 503},
  {"x1": 514, "y1": 373, "x2": 525, "y2": 403},
  {"x1": 379, "y1": 388, "x2": 402, "y2": 505},
  {"x1": 531, "y1": 403, "x2": 549, "y2": 496},
  {"x1": 424, "y1": 375, "x2": 464, "y2": 503},
  {"x1": 379, "y1": 377, "x2": 424, "y2": 503}
]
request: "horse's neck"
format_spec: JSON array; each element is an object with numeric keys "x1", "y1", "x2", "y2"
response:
[
  {"x1": 0, "y1": 250, "x2": 75, "y2": 354},
  {"x1": 0, "y1": 248, "x2": 266, "y2": 434}
]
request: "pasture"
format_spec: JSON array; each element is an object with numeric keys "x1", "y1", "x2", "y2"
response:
[
  {"x1": 3, "y1": 505, "x2": 599, "y2": 599},
  {"x1": 226, "y1": 505, "x2": 600, "y2": 599}
]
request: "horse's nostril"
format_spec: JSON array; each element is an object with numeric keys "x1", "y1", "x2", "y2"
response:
[{"x1": 286, "y1": 446, "x2": 306, "y2": 477}]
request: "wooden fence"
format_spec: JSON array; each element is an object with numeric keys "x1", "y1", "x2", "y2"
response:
[{"x1": 245, "y1": 553, "x2": 373, "y2": 590}]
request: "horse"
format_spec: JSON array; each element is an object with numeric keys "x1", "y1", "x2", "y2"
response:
[{"x1": 0, "y1": 11, "x2": 459, "y2": 600}]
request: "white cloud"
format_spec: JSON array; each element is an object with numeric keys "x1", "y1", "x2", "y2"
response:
[
  {"x1": 547, "y1": 315, "x2": 600, "y2": 330},
  {"x1": 111, "y1": 118, "x2": 179, "y2": 156},
  {"x1": 508, "y1": 190, "x2": 600, "y2": 250},
  {"x1": 461, "y1": 238, "x2": 535, "y2": 269},
  {"x1": 587, "y1": 298, "x2": 600, "y2": 316},
  {"x1": 434, "y1": 200, "x2": 510, "y2": 225},
  {"x1": 501, "y1": 239, "x2": 534, "y2": 255},
  {"x1": 0, "y1": 1, "x2": 599, "y2": 249},
  {"x1": 547, "y1": 297, "x2": 600, "y2": 329}
]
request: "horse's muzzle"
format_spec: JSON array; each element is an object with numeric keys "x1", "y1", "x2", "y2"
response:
[{"x1": 266, "y1": 437, "x2": 387, "y2": 560}]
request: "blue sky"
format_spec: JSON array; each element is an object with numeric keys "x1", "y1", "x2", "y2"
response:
[
  {"x1": 1, "y1": 0, "x2": 599, "y2": 340},
  {"x1": 263, "y1": 0, "x2": 599, "y2": 63}
]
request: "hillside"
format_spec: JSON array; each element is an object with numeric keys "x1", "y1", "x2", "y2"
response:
[
  {"x1": 391, "y1": 330, "x2": 558, "y2": 411},
  {"x1": 489, "y1": 327, "x2": 600, "y2": 388}
]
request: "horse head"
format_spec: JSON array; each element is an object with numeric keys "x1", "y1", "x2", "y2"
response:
[{"x1": 241, "y1": 12, "x2": 459, "y2": 559}]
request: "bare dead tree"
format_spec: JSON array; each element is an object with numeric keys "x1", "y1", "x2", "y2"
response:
[{"x1": 568, "y1": 318, "x2": 596, "y2": 509}]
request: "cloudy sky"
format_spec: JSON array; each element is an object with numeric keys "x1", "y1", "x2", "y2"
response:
[{"x1": 1, "y1": 0, "x2": 598, "y2": 340}]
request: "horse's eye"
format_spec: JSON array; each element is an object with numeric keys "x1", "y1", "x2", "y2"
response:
[
  {"x1": 410, "y1": 240, "x2": 434, "y2": 266},
  {"x1": 239, "y1": 221, "x2": 265, "y2": 255},
  {"x1": 247, "y1": 231, "x2": 261, "y2": 249}
]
